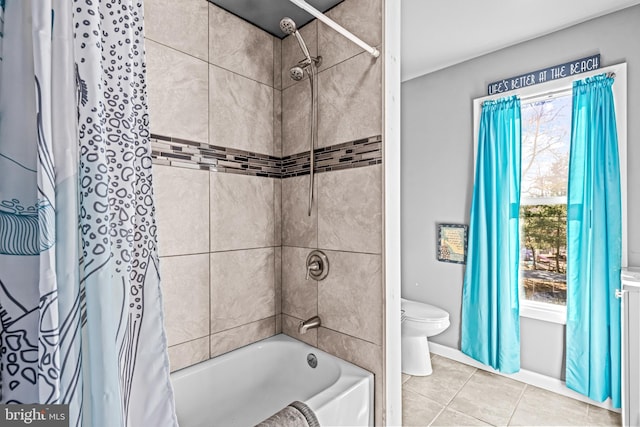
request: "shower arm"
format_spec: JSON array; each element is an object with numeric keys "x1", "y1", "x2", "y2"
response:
[{"x1": 287, "y1": 0, "x2": 380, "y2": 58}]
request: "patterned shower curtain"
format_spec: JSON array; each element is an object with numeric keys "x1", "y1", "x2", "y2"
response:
[{"x1": 0, "y1": 1, "x2": 177, "y2": 426}]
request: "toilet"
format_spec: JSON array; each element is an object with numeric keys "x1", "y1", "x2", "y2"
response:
[{"x1": 401, "y1": 298, "x2": 450, "y2": 376}]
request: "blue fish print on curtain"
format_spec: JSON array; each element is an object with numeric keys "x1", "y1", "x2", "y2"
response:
[
  {"x1": 0, "y1": 1, "x2": 177, "y2": 426},
  {"x1": 0, "y1": 0, "x2": 82, "y2": 415}
]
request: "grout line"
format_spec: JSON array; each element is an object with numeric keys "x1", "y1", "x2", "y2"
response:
[
  {"x1": 427, "y1": 404, "x2": 447, "y2": 427},
  {"x1": 445, "y1": 364, "x2": 477, "y2": 407},
  {"x1": 302, "y1": 322, "x2": 382, "y2": 347},
  {"x1": 210, "y1": 246, "x2": 278, "y2": 254},
  {"x1": 144, "y1": 37, "x2": 208, "y2": 65},
  {"x1": 208, "y1": 61, "x2": 274, "y2": 89},
  {"x1": 159, "y1": 251, "x2": 211, "y2": 258},
  {"x1": 160, "y1": 246, "x2": 279, "y2": 258},
  {"x1": 144, "y1": 36, "x2": 276, "y2": 90},
  {"x1": 506, "y1": 383, "x2": 528, "y2": 426},
  {"x1": 211, "y1": 315, "x2": 277, "y2": 335},
  {"x1": 274, "y1": 180, "x2": 280, "y2": 325},
  {"x1": 145, "y1": 36, "x2": 275, "y2": 89},
  {"x1": 280, "y1": 244, "x2": 383, "y2": 256},
  {"x1": 208, "y1": 173, "x2": 212, "y2": 357},
  {"x1": 207, "y1": 5, "x2": 212, "y2": 359},
  {"x1": 168, "y1": 335, "x2": 209, "y2": 349},
  {"x1": 437, "y1": 367, "x2": 493, "y2": 427}
]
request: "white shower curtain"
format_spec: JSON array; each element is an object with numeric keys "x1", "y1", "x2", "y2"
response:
[{"x1": 0, "y1": 1, "x2": 177, "y2": 426}]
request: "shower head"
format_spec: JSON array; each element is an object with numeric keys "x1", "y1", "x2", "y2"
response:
[
  {"x1": 279, "y1": 17, "x2": 297, "y2": 35},
  {"x1": 290, "y1": 66, "x2": 305, "y2": 81},
  {"x1": 280, "y1": 17, "x2": 313, "y2": 65}
]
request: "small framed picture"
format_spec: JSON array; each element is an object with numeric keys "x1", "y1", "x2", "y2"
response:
[{"x1": 437, "y1": 223, "x2": 468, "y2": 264}]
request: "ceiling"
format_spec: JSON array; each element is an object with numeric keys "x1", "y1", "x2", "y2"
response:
[
  {"x1": 401, "y1": 0, "x2": 640, "y2": 82},
  {"x1": 209, "y1": 0, "x2": 343, "y2": 38},
  {"x1": 208, "y1": 0, "x2": 640, "y2": 81}
]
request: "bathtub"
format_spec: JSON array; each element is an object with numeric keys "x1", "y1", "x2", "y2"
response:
[{"x1": 171, "y1": 334, "x2": 374, "y2": 426}]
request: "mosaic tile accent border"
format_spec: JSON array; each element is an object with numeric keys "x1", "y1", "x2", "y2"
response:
[
  {"x1": 150, "y1": 134, "x2": 382, "y2": 178},
  {"x1": 150, "y1": 135, "x2": 281, "y2": 177},
  {"x1": 281, "y1": 135, "x2": 382, "y2": 178}
]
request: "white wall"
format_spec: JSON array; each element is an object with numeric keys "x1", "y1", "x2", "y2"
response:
[{"x1": 401, "y1": 5, "x2": 640, "y2": 379}]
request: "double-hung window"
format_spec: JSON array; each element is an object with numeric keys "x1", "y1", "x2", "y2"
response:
[
  {"x1": 473, "y1": 63, "x2": 627, "y2": 324},
  {"x1": 518, "y1": 93, "x2": 571, "y2": 323}
]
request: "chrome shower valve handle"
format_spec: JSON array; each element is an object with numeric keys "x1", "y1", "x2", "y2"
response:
[
  {"x1": 305, "y1": 250, "x2": 329, "y2": 281},
  {"x1": 306, "y1": 261, "x2": 321, "y2": 280}
]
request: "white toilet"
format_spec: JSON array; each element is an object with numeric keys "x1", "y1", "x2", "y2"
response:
[{"x1": 401, "y1": 298, "x2": 450, "y2": 376}]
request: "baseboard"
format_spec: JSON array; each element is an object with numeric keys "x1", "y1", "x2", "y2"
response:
[{"x1": 428, "y1": 342, "x2": 620, "y2": 413}]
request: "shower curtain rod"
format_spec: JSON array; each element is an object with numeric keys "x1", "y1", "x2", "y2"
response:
[{"x1": 288, "y1": 0, "x2": 380, "y2": 58}]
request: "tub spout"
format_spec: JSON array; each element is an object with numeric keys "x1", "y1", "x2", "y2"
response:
[{"x1": 298, "y1": 316, "x2": 321, "y2": 334}]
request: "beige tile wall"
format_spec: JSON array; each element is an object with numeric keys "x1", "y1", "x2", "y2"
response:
[
  {"x1": 317, "y1": 0, "x2": 381, "y2": 72},
  {"x1": 146, "y1": 40, "x2": 209, "y2": 143},
  {"x1": 145, "y1": 0, "x2": 282, "y2": 373},
  {"x1": 148, "y1": 0, "x2": 385, "y2": 423},
  {"x1": 318, "y1": 52, "x2": 382, "y2": 147},
  {"x1": 279, "y1": 0, "x2": 385, "y2": 424}
]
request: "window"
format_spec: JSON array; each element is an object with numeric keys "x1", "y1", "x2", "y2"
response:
[
  {"x1": 473, "y1": 63, "x2": 627, "y2": 324},
  {"x1": 520, "y1": 95, "x2": 571, "y2": 308}
]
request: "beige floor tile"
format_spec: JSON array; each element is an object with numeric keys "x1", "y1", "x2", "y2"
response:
[
  {"x1": 449, "y1": 370, "x2": 525, "y2": 426},
  {"x1": 404, "y1": 355, "x2": 476, "y2": 405},
  {"x1": 587, "y1": 405, "x2": 622, "y2": 426},
  {"x1": 431, "y1": 407, "x2": 492, "y2": 426},
  {"x1": 402, "y1": 389, "x2": 444, "y2": 427},
  {"x1": 509, "y1": 385, "x2": 588, "y2": 426},
  {"x1": 401, "y1": 357, "x2": 615, "y2": 427}
]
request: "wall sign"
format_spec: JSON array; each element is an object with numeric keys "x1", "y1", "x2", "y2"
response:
[
  {"x1": 437, "y1": 224, "x2": 468, "y2": 265},
  {"x1": 487, "y1": 54, "x2": 601, "y2": 95}
]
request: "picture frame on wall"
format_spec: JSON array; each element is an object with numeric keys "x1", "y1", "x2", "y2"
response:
[{"x1": 437, "y1": 223, "x2": 468, "y2": 264}]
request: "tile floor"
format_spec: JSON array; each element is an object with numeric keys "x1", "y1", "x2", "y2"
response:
[{"x1": 402, "y1": 354, "x2": 622, "y2": 426}]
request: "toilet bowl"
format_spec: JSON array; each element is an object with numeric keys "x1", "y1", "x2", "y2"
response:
[{"x1": 401, "y1": 298, "x2": 450, "y2": 376}]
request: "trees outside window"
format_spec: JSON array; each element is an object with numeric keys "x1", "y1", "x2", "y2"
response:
[{"x1": 520, "y1": 95, "x2": 571, "y2": 306}]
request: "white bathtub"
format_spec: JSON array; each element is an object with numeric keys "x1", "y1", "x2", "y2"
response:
[{"x1": 171, "y1": 334, "x2": 374, "y2": 426}]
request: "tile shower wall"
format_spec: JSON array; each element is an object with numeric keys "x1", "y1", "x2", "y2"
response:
[
  {"x1": 145, "y1": 0, "x2": 281, "y2": 372},
  {"x1": 279, "y1": 0, "x2": 385, "y2": 424},
  {"x1": 146, "y1": 0, "x2": 386, "y2": 423}
]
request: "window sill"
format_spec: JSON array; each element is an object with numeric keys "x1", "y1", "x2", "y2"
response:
[{"x1": 520, "y1": 301, "x2": 566, "y2": 325}]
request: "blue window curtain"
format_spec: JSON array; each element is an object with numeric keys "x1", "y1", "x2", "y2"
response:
[
  {"x1": 566, "y1": 74, "x2": 622, "y2": 407},
  {"x1": 461, "y1": 96, "x2": 522, "y2": 374}
]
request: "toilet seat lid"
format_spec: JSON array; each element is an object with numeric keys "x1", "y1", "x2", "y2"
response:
[{"x1": 401, "y1": 298, "x2": 449, "y2": 322}]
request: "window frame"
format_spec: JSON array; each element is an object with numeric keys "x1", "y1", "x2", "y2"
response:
[{"x1": 472, "y1": 63, "x2": 628, "y2": 325}]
